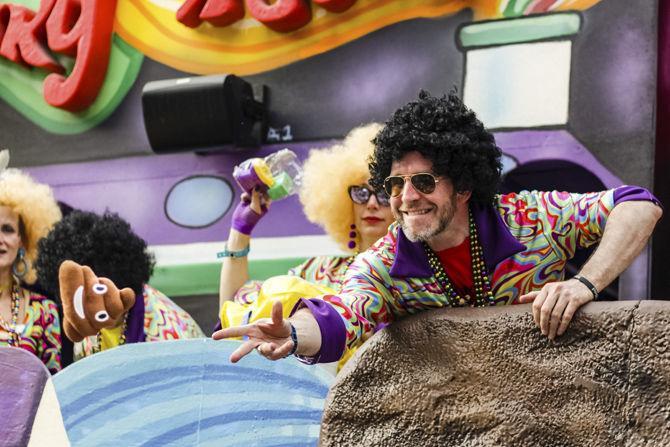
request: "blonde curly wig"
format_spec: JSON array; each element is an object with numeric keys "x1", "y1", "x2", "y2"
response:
[
  {"x1": 0, "y1": 169, "x2": 61, "y2": 284},
  {"x1": 299, "y1": 123, "x2": 383, "y2": 252}
]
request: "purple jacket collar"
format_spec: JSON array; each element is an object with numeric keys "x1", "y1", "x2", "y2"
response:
[
  {"x1": 123, "y1": 285, "x2": 146, "y2": 343},
  {"x1": 389, "y1": 202, "x2": 526, "y2": 278}
]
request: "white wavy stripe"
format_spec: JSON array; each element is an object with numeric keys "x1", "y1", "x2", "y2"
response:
[{"x1": 149, "y1": 235, "x2": 347, "y2": 266}]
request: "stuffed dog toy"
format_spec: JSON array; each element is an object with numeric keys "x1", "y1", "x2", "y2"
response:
[{"x1": 58, "y1": 260, "x2": 135, "y2": 342}]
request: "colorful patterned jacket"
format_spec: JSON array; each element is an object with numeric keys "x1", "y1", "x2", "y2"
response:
[
  {"x1": 295, "y1": 187, "x2": 660, "y2": 363},
  {"x1": 0, "y1": 292, "x2": 61, "y2": 374},
  {"x1": 75, "y1": 284, "x2": 204, "y2": 360}
]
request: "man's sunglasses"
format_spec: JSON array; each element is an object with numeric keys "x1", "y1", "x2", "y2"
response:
[
  {"x1": 348, "y1": 185, "x2": 391, "y2": 207},
  {"x1": 383, "y1": 173, "x2": 441, "y2": 197}
]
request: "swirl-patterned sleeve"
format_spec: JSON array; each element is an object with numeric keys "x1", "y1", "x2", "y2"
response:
[
  {"x1": 499, "y1": 190, "x2": 615, "y2": 260},
  {"x1": 40, "y1": 298, "x2": 62, "y2": 374},
  {"x1": 143, "y1": 285, "x2": 205, "y2": 341},
  {"x1": 5, "y1": 294, "x2": 62, "y2": 373},
  {"x1": 232, "y1": 280, "x2": 263, "y2": 305},
  {"x1": 320, "y1": 244, "x2": 395, "y2": 353},
  {"x1": 288, "y1": 255, "x2": 351, "y2": 290}
]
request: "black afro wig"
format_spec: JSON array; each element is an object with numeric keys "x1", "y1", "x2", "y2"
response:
[
  {"x1": 370, "y1": 90, "x2": 503, "y2": 204},
  {"x1": 35, "y1": 210, "x2": 155, "y2": 302}
]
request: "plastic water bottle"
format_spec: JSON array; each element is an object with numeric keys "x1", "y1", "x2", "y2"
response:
[{"x1": 232, "y1": 149, "x2": 303, "y2": 200}]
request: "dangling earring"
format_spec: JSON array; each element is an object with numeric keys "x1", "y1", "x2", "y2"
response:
[
  {"x1": 12, "y1": 247, "x2": 28, "y2": 278},
  {"x1": 348, "y1": 224, "x2": 357, "y2": 251}
]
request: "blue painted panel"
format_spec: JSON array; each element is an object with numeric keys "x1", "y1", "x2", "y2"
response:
[{"x1": 53, "y1": 339, "x2": 333, "y2": 446}]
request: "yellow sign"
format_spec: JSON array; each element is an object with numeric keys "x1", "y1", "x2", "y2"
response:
[{"x1": 114, "y1": 0, "x2": 600, "y2": 76}]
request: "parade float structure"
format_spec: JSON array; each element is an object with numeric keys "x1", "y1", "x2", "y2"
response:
[{"x1": 0, "y1": 0, "x2": 668, "y2": 444}]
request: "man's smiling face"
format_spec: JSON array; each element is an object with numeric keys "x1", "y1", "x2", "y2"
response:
[{"x1": 388, "y1": 151, "x2": 459, "y2": 244}]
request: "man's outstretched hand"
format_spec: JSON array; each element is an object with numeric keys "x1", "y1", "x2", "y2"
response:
[
  {"x1": 212, "y1": 300, "x2": 294, "y2": 363},
  {"x1": 518, "y1": 278, "x2": 594, "y2": 341}
]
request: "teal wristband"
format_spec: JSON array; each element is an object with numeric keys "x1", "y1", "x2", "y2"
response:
[{"x1": 217, "y1": 244, "x2": 250, "y2": 259}]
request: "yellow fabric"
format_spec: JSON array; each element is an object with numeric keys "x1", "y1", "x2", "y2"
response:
[
  {"x1": 221, "y1": 275, "x2": 336, "y2": 328},
  {"x1": 99, "y1": 325, "x2": 123, "y2": 350},
  {"x1": 220, "y1": 275, "x2": 358, "y2": 371}
]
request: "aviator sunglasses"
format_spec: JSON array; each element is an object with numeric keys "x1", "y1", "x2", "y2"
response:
[
  {"x1": 383, "y1": 173, "x2": 441, "y2": 197},
  {"x1": 348, "y1": 185, "x2": 391, "y2": 207}
]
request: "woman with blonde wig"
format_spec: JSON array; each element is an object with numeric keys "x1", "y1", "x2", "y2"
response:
[
  {"x1": 218, "y1": 124, "x2": 394, "y2": 363},
  {"x1": 0, "y1": 168, "x2": 62, "y2": 373}
]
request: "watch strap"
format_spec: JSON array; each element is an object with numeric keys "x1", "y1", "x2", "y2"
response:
[{"x1": 217, "y1": 244, "x2": 250, "y2": 258}]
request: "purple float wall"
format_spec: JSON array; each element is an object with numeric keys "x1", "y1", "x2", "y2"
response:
[
  {"x1": 24, "y1": 130, "x2": 624, "y2": 248},
  {"x1": 25, "y1": 143, "x2": 330, "y2": 246}
]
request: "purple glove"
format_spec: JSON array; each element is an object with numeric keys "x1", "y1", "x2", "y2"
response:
[{"x1": 231, "y1": 193, "x2": 268, "y2": 235}]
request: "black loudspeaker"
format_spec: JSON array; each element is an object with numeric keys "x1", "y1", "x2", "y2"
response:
[{"x1": 141, "y1": 74, "x2": 266, "y2": 153}]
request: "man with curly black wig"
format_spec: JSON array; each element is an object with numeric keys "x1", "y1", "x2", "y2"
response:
[
  {"x1": 36, "y1": 211, "x2": 204, "y2": 360},
  {"x1": 213, "y1": 91, "x2": 662, "y2": 365}
]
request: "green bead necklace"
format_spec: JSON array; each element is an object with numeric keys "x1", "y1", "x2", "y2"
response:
[{"x1": 423, "y1": 208, "x2": 495, "y2": 307}]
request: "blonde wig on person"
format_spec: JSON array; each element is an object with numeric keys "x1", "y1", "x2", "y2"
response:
[
  {"x1": 0, "y1": 169, "x2": 61, "y2": 284},
  {"x1": 299, "y1": 123, "x2": 383, "y2": 252}
]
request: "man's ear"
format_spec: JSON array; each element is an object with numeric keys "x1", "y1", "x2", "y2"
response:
[{"x1": 456, "y1": 190, "x2": 472, "y2": 204}]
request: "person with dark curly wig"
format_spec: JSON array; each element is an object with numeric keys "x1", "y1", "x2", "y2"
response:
[
  {"x1": 213, "y1": 91, "x2": 662, "y2": 365},
  {"x1": 36, "y1": 211, "x2": 204, "y2": 360}
]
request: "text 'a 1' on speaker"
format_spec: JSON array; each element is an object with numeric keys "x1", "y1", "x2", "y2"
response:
[{"x1": 141, "y1": 74, "x2": 267, "y2": 154}]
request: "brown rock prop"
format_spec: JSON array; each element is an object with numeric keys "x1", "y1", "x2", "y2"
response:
[
  {"x1": 320, "y1": 301, "x2": 670, "y2": 447},
  {"x1": 59, "y1": 260, "x2": 136, "y2": 342}
]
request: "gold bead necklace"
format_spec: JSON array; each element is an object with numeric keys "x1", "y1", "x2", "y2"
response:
[
  {"x1": 0, "y1": 281, "x2": 22, "y2": 346},
  {"x1": 423, "y1": 208, "x2": 495, "y2": 307}
]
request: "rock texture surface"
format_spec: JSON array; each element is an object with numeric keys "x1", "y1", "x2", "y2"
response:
[{"x1": 320, "y1": 301, "x2": 670, "y2": 447}]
